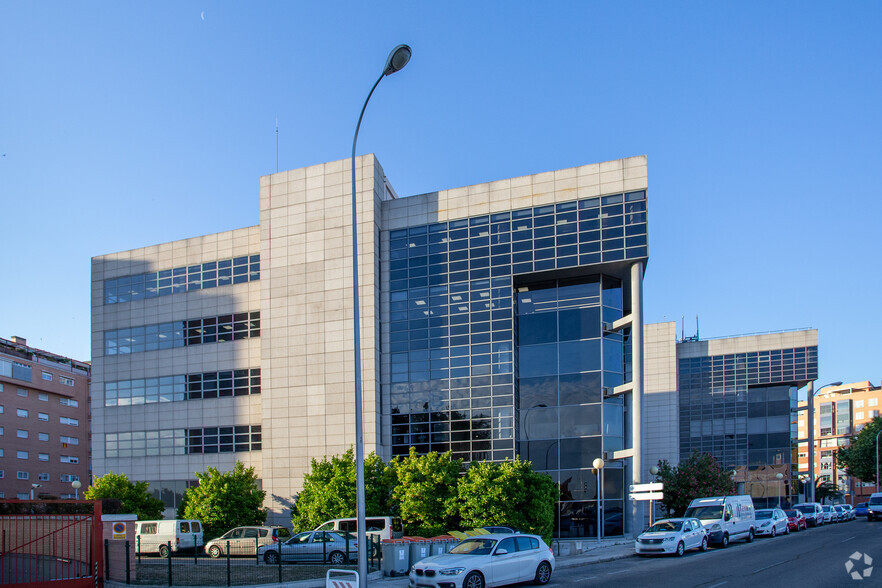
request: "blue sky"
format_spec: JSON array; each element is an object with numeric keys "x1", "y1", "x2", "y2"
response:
[{"x1": 2, "y1": 2, "x2": 879, "y2": 392}]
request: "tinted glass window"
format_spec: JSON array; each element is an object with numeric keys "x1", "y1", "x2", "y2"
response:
[
  {"x1": 496, "y1": 537, "x2": 517, "y2": 553},
  {"x1": 366, "y1": 518, "x2": 386, "y2": 530},
  {"x1": 515, "y1": 536, "x2": 533, "y2": 551},
  {"x1": 180, "y1": 522, "x2": 191, "y2": 533},
  {"x1": 244, "y1": 529, "x2": 258, "y2": 538}
]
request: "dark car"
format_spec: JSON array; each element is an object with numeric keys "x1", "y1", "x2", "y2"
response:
[
  {"x1": 784, "y1": 509, "x2": 806, "y2": 532},
  {"x1": 481, "y1": 526, "x2": 522, "y2": 534},
  {"x1": 855, "y1": 503, "x2": 869, "y2": 517}
]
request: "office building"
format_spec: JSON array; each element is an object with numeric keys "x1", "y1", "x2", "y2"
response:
[
  {"x1": 0, "y1": 336, "x2": 90, "y2": 500},
  {"x1": 642, "y1": 327, "x2": 819, "y2": 509},
  {"x1": 91, "y1": 155, "x2": 649, "y2": 537},
  {"x1": 797, "y1": 380, "x2": 882, "y2": 503}
]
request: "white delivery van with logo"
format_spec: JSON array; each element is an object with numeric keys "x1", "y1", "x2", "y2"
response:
[{"x1": 683, "y1": 495, "x2": 756, "y2": 547}]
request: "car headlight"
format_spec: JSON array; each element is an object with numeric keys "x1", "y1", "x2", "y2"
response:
[
  {"x1": 709, "y1": 524, "x2": 721, "y2": 531},
  {"x1": 439, "y1": 567, "x2": 465, "y2": 576},
  {"x1": 662, "y1": 536, "x2": 675, "y2": 542}
]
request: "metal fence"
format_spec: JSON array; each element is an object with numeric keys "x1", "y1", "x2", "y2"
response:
[{"x1": 108, "y1": 535, "x2": 382, "y2": 586}]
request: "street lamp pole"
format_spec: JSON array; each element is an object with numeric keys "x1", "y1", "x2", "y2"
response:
[
  {"x1": 350, "y1": 44, "x2": 411, "y2": 588},
  {"x1": 806, "y1": 380, "x2": 842, "y2": 503},
  {"x1": 875, "y1": 429, "x2": 881, "y2": 494},
  {"x1": 593, "y1": 458, "x2": 605, "y2": 544},
  {"x1": 776, "y1": 472, "x2": 783, "y2": 508}
]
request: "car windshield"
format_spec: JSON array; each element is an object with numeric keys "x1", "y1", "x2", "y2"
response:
[
  {"x1": 794, "y1": 505, "x2": 814, "y2": 514},
  {"x1": 646, "y1": 521, "x2": 682, "y2": 532},
  {"x1": 684, "y1": 505, "x2": 722, "y2": 519},
  {"x1": 857, "y1": 503, "x2": 867, "y2": 508},
  {"x1": 823, "y1": 506, "x2": 831, "y2": 512},
  {"x1": 449, "y1": 539, "x2": 497, "y2": 556},
  {"x1": 869, "y1": 497, "x2": 882, "y2": 505},
  {"x1": 784, "y1": 510, "x2": 799, "y2": 517},
  {"x1": 756, "y1": 511, "x2": 773, "y2": 519}
]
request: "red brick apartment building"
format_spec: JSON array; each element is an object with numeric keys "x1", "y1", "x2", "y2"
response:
[{"x1": 0, "y1": 336, "x2": 90, "y2": 499}]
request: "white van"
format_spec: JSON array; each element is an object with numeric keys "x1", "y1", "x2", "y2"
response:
[
  {"x1": 684, "y1": 495, "x2": 756, "y2": 547},
  {"x1": 314, "y1": 516, "x2": 404, "y2": 541},
  {"x1": 135, "y1": 519, "x2": 204, "y2": 558}
]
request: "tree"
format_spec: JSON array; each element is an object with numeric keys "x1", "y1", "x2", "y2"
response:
[
  {"x1": 654, "y1": 452, "x2": 736, "y2": 517},
  {"x1": 290, "y1": 449, "x2": 394, "y2": 532},
  {"x1": 179, "y1": 462, "x2": 267, "y2": 540},
  {"x1": 84, "y1": 471, "x2": 164, "y2": 520},
  {"x1": 815, "y1": 480, "x2": 843, "y2": 504},
  {"x1": 837, "y1": 416, "x2": 882, "y2": 486},
  {"x1": 391, "y1": 448, "x2": 463, "y2": 537},
  {"x1": 457, "y1": 458, "x2": 558, "y2": 544}
]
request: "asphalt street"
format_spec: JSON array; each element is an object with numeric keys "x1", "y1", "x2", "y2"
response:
[{"x1": 547, "y1": 519, "x2": 879, "y2": 587}]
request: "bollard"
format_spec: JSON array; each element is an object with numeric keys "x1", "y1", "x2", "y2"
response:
[
  {"x1": 125, "y1": 540, "x2": 131, "y2": 584},
  {"x1": 167, "y1": 541, "x2": 172, "y2": 587}
]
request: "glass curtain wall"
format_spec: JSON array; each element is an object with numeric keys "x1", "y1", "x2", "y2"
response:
[{"x1": 516, "y1": 276, "x2": 626, "y2": 538}]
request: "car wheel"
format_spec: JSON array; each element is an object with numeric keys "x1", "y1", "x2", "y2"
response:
[
  {"x1": 264, "y1": 550, "x2": 279, "y2": 565},
  {"x1": 328, "y1": 551, "x2": 346, "y2": 565},
  {"x1": 771, "y1": 526, "x2": 776, "y2": 538},
  {"x1": 464, "y1": 571, "x2": 484, "y2": 588},
  {"x1": 785, "y1": 525, "x2": 790, "y2": 535},
  {"x1": 700, "y1": 537, "x2": 708, "y2": 552},
  {"x1": 208, "y1": 545, "x2": 221, "y2": 558},
  {"x1": 746, "y1": 528, "x2": 755, "y2": 543},
  {"x1": 533, "y1": 561, "x2": 552, "y2": 585},
  {"x1": 158, "y1": 545, "x2": 170, "y2": 559},
  {"x1": 675, "y1": 541, "x2": 685, "y2": 557},
  {"x1": 721, "y1": 533, "x2": 729, "y2": 548}
]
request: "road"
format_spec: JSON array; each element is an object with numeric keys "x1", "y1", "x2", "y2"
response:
[{"x1": 548, "y1": 519, "x2": 878, "y2": 587}]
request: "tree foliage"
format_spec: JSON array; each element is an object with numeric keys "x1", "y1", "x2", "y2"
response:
[
  {"x1": 837, "y1": 416, "x2": 882, "y2": 485},
  {"x1": 84, "y1": 471, "x2": 164, "y2": 520},
  {"x1": 654, "y1": 452, "x2": 736, "y2": 517},
  {"x1": 179, "y1": 462, "x2": 267, "y2": 540},
  {"x1": 290, "y1": 449, "x2": 394, "y2": 532},
  {"x1": 815, "y1": 480, "x2": 843, "y2": 504},
  {"x1": 392, "y1": 448, "x2": 463, "y2": 537},
  {"x1": 457, "y1": 458, "x2": 558, "y2": 544}
]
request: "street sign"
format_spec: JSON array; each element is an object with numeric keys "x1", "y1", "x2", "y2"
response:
[
  {"x1": 630, "y1": 491, "x2": 664, "y2": 501},
  {"x1": 630, "y1": 482, "x2": 663, "y2": 492}
]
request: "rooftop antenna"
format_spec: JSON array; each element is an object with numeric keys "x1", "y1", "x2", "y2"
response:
[
  {"x1": 681, "y1": 316, "x2": 685, "y2": 342},
  {"x1": 275, "y1": 119, "x2": 279, "y2": 173},
  {"x1": 696, "y1": 315, "x2": 700, "y2": 341}
]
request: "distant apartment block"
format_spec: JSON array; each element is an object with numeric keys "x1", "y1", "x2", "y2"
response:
[
  {"x1": 797, "y1": 380, "x2": 881, "y2": 503},
  {"x1": 0, "y1": 336, "x2": 90, "y2": 500}
]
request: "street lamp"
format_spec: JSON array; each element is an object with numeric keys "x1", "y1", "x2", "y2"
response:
[
  {"x1": 593, "y1": 458, "x2": 605, "y2": 544},
  {"x1": 350, "y1": 43, "x2": 411, "y2": 588},
  {"x1": 30, "y1": 483, "x2": 42, "y2": 500},
  {"x1": 807, "y1": 381, "x2": 842, "y2": 503},
  {"x1": 776, "y1": 472, "x2": 783, "y2": 508},
  {"x1": 649, "y1": 466, "x2": 659, "y2": 526},
  {"x1": 72, "y1": 479, "x2": 82, "y2": 500}
]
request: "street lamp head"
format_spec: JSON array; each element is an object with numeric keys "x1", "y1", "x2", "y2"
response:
[
  {"x1": 776, "y1": 473, "x2": 784, "y2": 480},
  {"x1": 593, "y1": 458, "x2": 605, "y2": 470},
  {"x1": 649, "y1": 466, "x2": 659, "y2": 476},
  {"x1": 383, "y1": 44, "x2": 412, "y2": 76},
  {"x1": 71, "y1": 480, "x2": 82, "y2": 489}
]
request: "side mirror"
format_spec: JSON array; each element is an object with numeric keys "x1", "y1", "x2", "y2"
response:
[
  {"x1": 724, "y1": 513, "x2": 731, "y2": 522},
  {"x1": 495, "y1": 548, "x2": 509, "y2": 555}
]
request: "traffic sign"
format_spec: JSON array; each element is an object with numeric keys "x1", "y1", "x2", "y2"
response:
[
  {"x1": 630, "y1": 491, "x2": 663, "y2": 501},
  {"x1": 630, "y1": 482, "x2": 663, "y2": 492}
]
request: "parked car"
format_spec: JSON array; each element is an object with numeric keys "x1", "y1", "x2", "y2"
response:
[
  {"x1": 855, "y1": 503, "x2": 869, "y2": 517},
  {"x1": 683, "y1": 495, "x2": 756, "y2": 547},
  {"x1": 135, "y1": 519, "x2": 204, "y2": 558},
  {"x1": 833, "y1": 505, "x2": 847, "y2": 523},
  {"x1": 634, "y1": 518, "x2": 708, "y2": 556},
  {"x1": 821, "y1": 505, "x2": 836, "y2": 524},
  {"x1": 481, "y1": 526, "x2": 522, "y2": 534},
  {"x1": 793, "y1": 503, "x2": 824, "y2": 527},
  {"x1": 784, "y1": 509, "x2": 807, "y2": 532},
  {"x1": 408, "y1": 533, "x2": 555, "y2": 588},
  {"x1": 869, "y1": 493, "x2": 882, "y2": 521},
  {"x1": 755, "y1": 509, "x2": 790, "y2": 537},
  {"x1": 258, "y1": 530, "x2": 358, "y2": 565},
  {"x1": 204, "y1": 525, "x2": 292, "y2": 558}
]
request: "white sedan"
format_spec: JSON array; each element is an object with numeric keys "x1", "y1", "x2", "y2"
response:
[
  {"x1": 635, "y1": 518, "x2": 708, "y2": 556},
  {"x1": 754, "y1": 508, "x2": 790, "y2": 537},
  {"x1": 408, "y1": 533, "x2": 554, "y2": 588}
]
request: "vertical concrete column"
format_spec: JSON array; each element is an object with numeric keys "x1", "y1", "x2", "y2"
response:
[{"x1": 630, "y1": 261, "x2": 644, "y2": 535}]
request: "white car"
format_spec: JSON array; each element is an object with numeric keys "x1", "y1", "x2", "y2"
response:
[
  {"x1": 754, "y1": 509, "x2": 789, "y2": 537},
  {"x1": 408, "y1": 533, "x2": 554, "y2": 588},
  {"x1": 635, "y1": 518, "x2": 708, "y2": 556}
]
